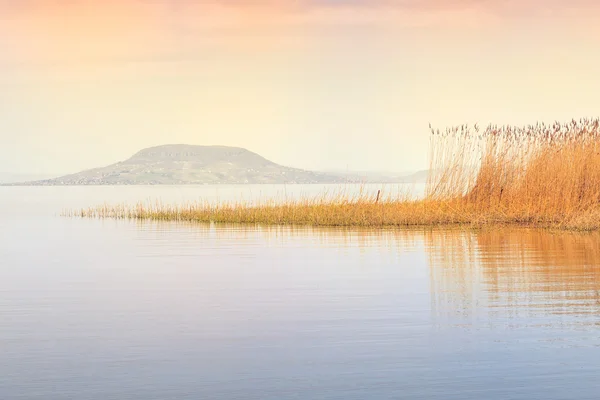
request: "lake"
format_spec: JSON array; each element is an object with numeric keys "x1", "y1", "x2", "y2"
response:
[{"x1": 1, "y1": 184, "x2": 600, "y2": 399}]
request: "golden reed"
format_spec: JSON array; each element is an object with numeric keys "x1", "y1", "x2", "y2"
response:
[{"x1": 70, "y1": 118, "x2": 600, "y2": 231}]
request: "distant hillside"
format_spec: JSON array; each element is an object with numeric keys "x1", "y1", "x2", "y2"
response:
[
  {"x1": 1, "y1": 145, "x2": 359, "y2": 186},
  {"x1": 2, "y1": 145, "x2": 431, "y2": 186}
]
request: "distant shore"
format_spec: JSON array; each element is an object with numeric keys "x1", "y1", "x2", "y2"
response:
[{"x1": 3, "y1": 144, "x2": 425, "y2": 186}]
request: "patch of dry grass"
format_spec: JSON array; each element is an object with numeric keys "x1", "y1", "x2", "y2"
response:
[{"x1": 69, "y1": 118, "x2": 600, "y2": 231}]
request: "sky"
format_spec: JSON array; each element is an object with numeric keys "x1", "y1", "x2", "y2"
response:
[{"x1": 2, "y1": 0, "x2": 600, "y2": 175}]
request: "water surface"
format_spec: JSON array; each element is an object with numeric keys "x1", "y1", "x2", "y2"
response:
[{"x1": 1, "y1": 185, "x2": 599, "y2": 399}]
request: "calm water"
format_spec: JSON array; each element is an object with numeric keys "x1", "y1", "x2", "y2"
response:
[{"x1": 1, "y1": 185, "x2": 600, "y2": 399}]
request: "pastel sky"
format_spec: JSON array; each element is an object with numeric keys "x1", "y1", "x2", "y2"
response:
[{"x1": 2, "y1": 0, "x2": 600, "y2": 175}]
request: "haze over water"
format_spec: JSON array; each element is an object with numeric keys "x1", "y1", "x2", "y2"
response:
[{"x1": 2, "y1": 185, "x2": 600, "y2": 399}]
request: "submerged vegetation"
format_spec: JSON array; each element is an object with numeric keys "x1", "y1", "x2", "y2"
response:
[{"x1": 71, "y1": 118, "x2": 600, "y2": 231}]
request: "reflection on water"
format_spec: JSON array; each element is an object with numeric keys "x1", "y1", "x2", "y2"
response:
[
  {"x1": 134, "y1": 221, "x2": 600, "y2": 321},
  {"x1": 425, "y1": 229, "x2": 600, "y2": 322}
]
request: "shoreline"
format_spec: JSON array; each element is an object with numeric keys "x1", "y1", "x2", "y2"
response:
[{"x1": 65, "y1": 198, "x2": 600, "y2": 232}]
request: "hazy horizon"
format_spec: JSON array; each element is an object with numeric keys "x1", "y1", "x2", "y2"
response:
[
  {"x1": 0, "y1": 142, "x2": 427, "y2": 184},
  {"x1": 2, "y1": 0, "x2": 600, "y2": 175},
  {"x1": 0, "y1": 141, "x2": 427, "y2": 183}
]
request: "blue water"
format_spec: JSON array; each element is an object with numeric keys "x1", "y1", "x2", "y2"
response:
[{"x1": 1, "y1": 185, "x2": 599, "y2": 399}]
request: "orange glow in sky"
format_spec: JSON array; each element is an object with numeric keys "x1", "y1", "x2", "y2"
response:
[{"x1": 1, "y1": 1, "x2": 600, "y2": 175}]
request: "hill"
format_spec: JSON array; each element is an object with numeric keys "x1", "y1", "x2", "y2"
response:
[{"x1": 3, "y1": 145, "x2": 365, "y2": 186}]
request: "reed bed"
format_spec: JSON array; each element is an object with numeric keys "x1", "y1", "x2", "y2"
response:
[{"x1": 69, "y1": 118, "x2": 600, "y2": 231}]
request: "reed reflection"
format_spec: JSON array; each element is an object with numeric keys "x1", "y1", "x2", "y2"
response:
[
  {"x1": 131, "y1": 221, "x2": 600, "y2": 320},
  {"x1": 426, "y1": 229, "x2": 600, "y2": 322}
]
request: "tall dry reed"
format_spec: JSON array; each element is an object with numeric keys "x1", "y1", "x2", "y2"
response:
[{"x1": 427, "y1": 117, "x2": 600, "y2": 228}]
